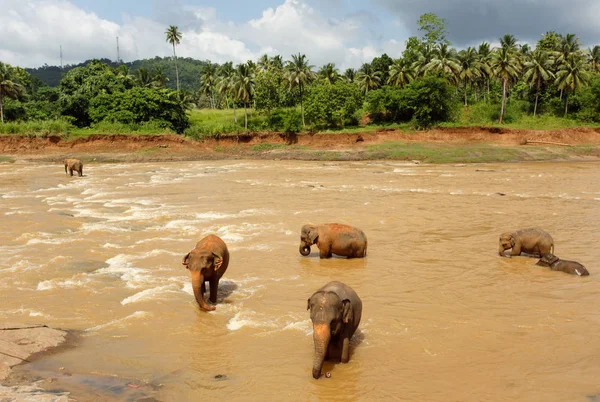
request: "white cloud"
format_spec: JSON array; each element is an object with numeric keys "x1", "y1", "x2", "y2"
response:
[{"x1": 0, "y1": 0, "x2": 395, "y2": 69}]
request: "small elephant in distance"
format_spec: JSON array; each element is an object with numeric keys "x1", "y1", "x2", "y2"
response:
[
  {"x1": 182, "y1": 234, "x2": 230, "y2": 311},
  {"x1": 307, "y1": 281, "x2": 362, "y2": 379},
  {"x1": 64, "y1": 159, "x2": 83, "y2": 177},
  {"x1": 536, "y1": 253, "x2": 590, "y2": 276},
  {"x1": 499, "y1": 228, "x2": 554, "y2": 257},
  {"x1": 299, "y1": 223, "x2": 367, "y2": 259}
]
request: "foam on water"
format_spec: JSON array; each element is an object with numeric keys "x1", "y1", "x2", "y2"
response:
[
  {"x1": 121, "y1": 284, "x2": 182, "y2": 305},
  {"x1": 37, "y1": 276, "x2": 92, "y2": 291},
  {"x1": 86, "y1": 311, "x2": 151, "y2": 332}
]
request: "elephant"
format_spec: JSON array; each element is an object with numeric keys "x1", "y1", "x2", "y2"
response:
[
  {"x1": 64, "y1": 159, "x2": 83, "y2": 177},
  {"x1": 536, "y1": 253, "x2": 590, "y2": 276},
  {"x1": 182, "y1": 234, "x2": 230, "y2": 311},
  {"x1": 307, "y1": 281, "x2": 362, "y2": 379},
  {"x1": 299, "y1": 223, "x2": 367, "y2": 259},
  {"x1": 498, "y1": 228, "x2": 554, "y2": 257}
]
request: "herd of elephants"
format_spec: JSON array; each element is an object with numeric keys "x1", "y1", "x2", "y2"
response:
[{"x1": 63, "y1": 158, "x2": 590, "y2": 380}]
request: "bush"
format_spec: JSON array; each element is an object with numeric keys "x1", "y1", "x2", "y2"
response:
[
  {"x1": 575, "y1": 75, "x2": 600, "y2": 122},
  {"x1": 304, "y1": 82, "x2": 363, "y2": 129},
  {"x1": 365, "y1": 86, "x2": 412, "y2": 123},
  {"x1": 89, "y1": 87, "x2": 189, "y2": 133},
  {"x1": 267, "y1": 109, "x2": 302, "y2": 133},
  {"x1": 402, "y1": 76, "x2": 459, "y2": 128}
]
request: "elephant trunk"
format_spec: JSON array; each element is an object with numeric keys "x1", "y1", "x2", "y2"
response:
[
  {"x1": 191, "y1": 270, "x2": 215, "y2": 312},
  {"x1": 312, "y1": 323, "x2": 330, "y2": 379},
  {"x1": 299, "y1": 244, "x2": 311, "y2": 256},
  {"x1": 498, "y1": 244, "x2": 505, "y2": 257}
]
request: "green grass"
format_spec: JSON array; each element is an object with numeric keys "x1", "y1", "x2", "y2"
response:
[
  {"x1": 0, "y1": 156, "x2": 15, "y2": 163},
  {"x1": 251, "y1": 143, "x2": 286, "y2": 151},
  {"x1": 0, "y1": 120, "x2": 71, "y2": 137},
  {"x1": 70, "y1": 121, "x2": 174, "y2": 138},
  {"x1": 364, "y1": 141, "x2": 599, "y2": 163}
]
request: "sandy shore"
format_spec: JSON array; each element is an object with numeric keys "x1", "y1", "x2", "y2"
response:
[{"x1": 1, "y1": 127, "x2": 600, "y2": 164}]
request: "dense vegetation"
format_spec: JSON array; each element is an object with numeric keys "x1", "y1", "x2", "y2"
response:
[{"x1": 2, "y1": 13, "x2": 600, "y2": 138}]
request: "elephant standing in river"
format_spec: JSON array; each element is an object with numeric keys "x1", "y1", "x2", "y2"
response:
[
  {"x1": 182, "y1": 234, "x2": 229, "y2": 311},
  {"x1": 307, "y1": 281, "x2": 362, "y2": 379},
  {"x1": 499, "y1": 228, "x2": 554, "y2": 257},
  {"x1": 299, "y1": 223, "x2": 367, "y2": 259},
  {"x1": 64, "y1": 159, "x2": 83, "y2": 177},
  {"x1": 536, "y1": 253, "x2": 590, "y2": 276}
]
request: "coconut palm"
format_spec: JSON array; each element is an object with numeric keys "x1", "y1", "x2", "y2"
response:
[
  {"x1": 523, "y1": 50, "x2": 555, "y2": 116},
  {"x1": 588, "y1": 46, "x2": 600, "y2": 74},
  {"x1": 200, "y1": 64, "x2": 218, "y2": 109},
  {"x1": 217, "y1": 62, "x2": 236, "y2": 121},
  {"x1": 500, "y1": 34, "x2": 518, "y2": 52},
  {"x1": 152, "y1": 66, "x2": 169, "y2": 88},
  {"x1": 387, "y1": 58, "x2": 414, "y2": 88},
  {"x1": 457, "y1": 47, "x2": 481, "y2": 107},
  {"x1": 491, "y1": 47, "x2": 521, "y2": 123},
  {"x1": 343, "y1": 68, "x2": 356, "y2": 83},
  {"x1": 554, "y1": 34, "x2": 583, "y2": 100},
  {"x1": 318, "y1": 63, "x2": 339, "y2": 85},
  {"x1": 412, "y1": 43, "x2": 435, "y2": 76},
  {"x1": 271, "y1": 55, "x2": 284, "y2": 71},
  {"x1": 356, "y1": 63, "x2": 382, "y2": 95},
  {"x1": 424, "y1": 43, "x2": 461, "y2": 84},
  {"x1": 478, "y1": 42, "x2": 493, "y2": 100},
  {"x1": 257, "y1": 54, "x2": 271, "y2": 73},
  {"x1": 134, "y1": 68, "x2": 153, "y2": 88},
  {"x1": 284, "y1": 53, "x2": 315, "y2": 127},
  {"x1": 0, "y1": 63, "x2": 25, "y2": 124},
  {"x1": 555, "y1": 54, "x2": 591, "y2": 117},
  {"x1": 165, "y1": 25, "x2": 182, "y2": 91},
  {"x1": 232, "y1": 62, "x2": 256, "y2": 131}
]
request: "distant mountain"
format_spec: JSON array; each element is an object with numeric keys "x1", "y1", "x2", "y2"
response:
[{"x1": 26, "y1": 57, "x2": 213, "y2": 92}]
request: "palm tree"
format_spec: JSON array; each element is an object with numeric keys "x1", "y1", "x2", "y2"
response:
[
  {"x1": 217, "y1": 62, "x2": 236, "y2": 121},
  {"x1": 588, "y1": 45, "x2": 600, "y2": 74},
  {"x1": 523, "y1": 50, "x2": 554, "y2": 116},
  {"x1": 232, "y1": 63, "x2": 256, "y2": 131},
  {"x1": 387, "y1": 58, "x2": 414, "y2": 88},
  {"x1": 356, "y1": 63, "x2": 382, "y2": 95},
  {"x1": 412, "y1": 43, "x2": 435, "y2": 76},
  {"x1": 343, "y1": 68, "x2": 356, "y2": 83},
  {"x1": 257, "y1": 54, "x2": 271, "y2": 73},
  {"x1": 491, "y1": 47, "x2": 521, "y2": 123},
  {"x1": 165, "y1": 25, "x2": 182, "y2": 91},
  {"x1": 318, "y1": 63, "x2": 339, "y2": 85},
  {"x1": 424, "y1": 43, "x2": 461, "y2": 84},
  {"x1": 457, "y1": 47, "x2": 481, "y2": 107},
  {"x1": 284, "y1": 53, "x2": 315, "y2": 127},
  {"x1": 500, "y1": 34, "x2": 518, "y2": 52},
  {"x1": 152, "y1": 66, "x2": 169, "y2": 88},
  {"x1": 200, "y1": 64, "x2": 217, "y2": 109},
  {"x1": 478, "y1": 42, "x2": 493, "y2": 100},
  {"x1": 134, "y1": 68, "x2": 153, "y2": 88},
  {"x1": 271, "y1": 55, "x2": 284, "y2": 71},
  {"x1": 0, "y1": 63, "x2": 25, "y2": 123},
  {"x1": 555, "y1": 54, "x2": 591, "y2": 117}
]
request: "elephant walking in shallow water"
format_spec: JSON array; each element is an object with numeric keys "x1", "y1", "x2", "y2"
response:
[
  {"x1": 64, "y1": 159, "x2": 83, "y2": 177},
  {"x1": 499, "y1": 228, "x2": 554, "y2": 257},
  {"x1": 299, "y1": 223, "x2": 367, "y2": 259},
  {"x1": 182, "y1": 235, "x2": 229, "y2": 311},
  {"x1": 307, "y1": 281, "x2": 362, "y2": 379},
  {"x1": 536, "y1": 253, "x2": 590, "y2": 276}
]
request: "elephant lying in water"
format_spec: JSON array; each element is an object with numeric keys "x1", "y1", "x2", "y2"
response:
[
  {"x1": 182, "y1": 234, "x2": 230, "y2": 311},
  {"x1": 307, "y1": 281, "x2": 362, "y2": 379},
  {"x1": 299, "y1": 223, "x2": 367, "y2": 259},
  {"x1": 499, "y1": 228, "x2": 554, "y2": 257},
  {"x1": 64, "y1": 159, "x2": 83, "y2": 177},
  {"x1": 536, "y1": 253, "x2": 590, "y2": 276}
]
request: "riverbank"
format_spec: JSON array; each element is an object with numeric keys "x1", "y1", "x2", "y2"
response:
[{"x1": 1, "y1": 127, "x2": 600, "y2": 164}]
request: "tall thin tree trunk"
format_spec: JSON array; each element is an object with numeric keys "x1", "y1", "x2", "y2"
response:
[
  {"x1": 499, "y1": 78, "x2": 507, "y2": 124},
  {"x1": 244, "y1": 103, "x2": 248, "y2": 131},
  {"x1": 534, "y1": 79, "x2": 540, "y2": 117},
  {"x1": 173, "y1": 44, "x2": 180, "y2": 92},
  {"x1": 464, "y1": 82, "x2": 468, "y2": 108},
  {"x1": 564, "y1": 92, "x2": 569, "y2": 117},
  {"x1": 559, "y1": 88, "x2": 563, "y2": 101},
  {"x1": 300, "y1": 85, "x2": 305, "y2": 128},
  {"x1": 0, "y1": 93, "x2": 3, "y2": 124}
]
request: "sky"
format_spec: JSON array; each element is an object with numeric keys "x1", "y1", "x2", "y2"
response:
[{"x1": 1, "y1": 0, "x2": 599, "y2": 69}]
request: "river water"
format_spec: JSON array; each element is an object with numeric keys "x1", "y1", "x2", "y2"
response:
[{"x1": 1, "y1": 160, "x2": 599, "y2": 401}]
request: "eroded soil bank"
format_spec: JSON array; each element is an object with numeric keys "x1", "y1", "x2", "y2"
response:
[{"x1": 1, "y1": 127, "x2": 600, "y2": 163}]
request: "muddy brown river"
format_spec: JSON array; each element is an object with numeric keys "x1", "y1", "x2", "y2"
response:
[{"x1": 1, "y1": 160, "x2": 599, "y2": 401}]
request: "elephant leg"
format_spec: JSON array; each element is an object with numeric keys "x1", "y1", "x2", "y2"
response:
[
  {"x1": 69, "y1": 168, "x2": 73, "y2": 177},
  {"x1": 341, "y1": 336, "x2": 350, "y2": 363},
  {"x1": 201, "y1": 281, "x2": 206, "y2": 297},
  {"x1": 510, "y1": 242, "x2": 522, "y2": 257},
  {"x1": 319, "y1": 245, "x2": 332, "y2": 259},
  {"x1": 209, "y1": 279, "x2": 219, "y2": 303}
]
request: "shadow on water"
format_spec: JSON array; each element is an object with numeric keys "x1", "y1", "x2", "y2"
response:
[{"x1": 216, "y1": 280, "x2": 239, "y2": 303}]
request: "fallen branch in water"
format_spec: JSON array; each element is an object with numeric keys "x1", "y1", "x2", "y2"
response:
[{"x1": 522, "y1": 140, "x2": 572, "y2": 147}]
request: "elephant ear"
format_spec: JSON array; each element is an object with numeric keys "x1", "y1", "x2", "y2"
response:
[
  {"x1": 510, "y1": 236, "x2": 516, "y2": 247},
  {"x1": 306, "y1": 298, "x2": 311, "y2": 311},
  {"x1": 308, "y1": 227, "x2": 319, "y2": 244},
  {"x1": 342, "y1": 299, "x2": 353, "y2": 324},
  {"x1": 181, "y1": 252, "x2": 191, "y2": 267},
  {"x1": 212, "y1": 252, "x2": 223, "y2": 271}
]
